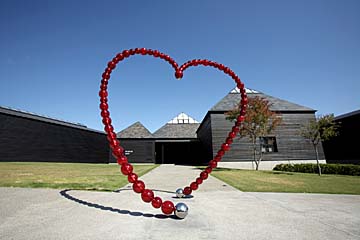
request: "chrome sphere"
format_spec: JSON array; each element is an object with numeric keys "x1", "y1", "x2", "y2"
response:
[
  {"x1": 175, "y1": 203, "x2": 188, "y2": 219},
  {"x1": 175, "y1": 188, "x2": 184, "y2": 198}
]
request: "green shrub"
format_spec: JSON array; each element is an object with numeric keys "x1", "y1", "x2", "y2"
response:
[{"x1": 273, "y1": 163, "x2": 360, "y2": 176}]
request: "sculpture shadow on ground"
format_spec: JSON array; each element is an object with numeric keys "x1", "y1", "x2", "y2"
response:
[{"x1": 59, "y1": 189, "x2": 181, "y2": 220}]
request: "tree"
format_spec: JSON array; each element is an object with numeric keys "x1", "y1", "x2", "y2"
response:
[
  {"x1": 226, "y1": 96, "x2": 282, "y2": 170},
  {"x1": 300, "y1": 114, "x2": 338, "y2": 176}
]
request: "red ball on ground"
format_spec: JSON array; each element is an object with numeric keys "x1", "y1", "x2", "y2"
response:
[
  {"x1": 161, "y1": 201, "x2": 175, "y2": 215},
  {"x1": 141, "y1": 189, "x2": 154, "y2": 203},
  {"x1": 133, "y1": 180, "x2": 145, "y2": 193},
  {"x1": 183, "y1": 187, "x2": 192, "y2": 195},
  {"x1": 152, "y1": 197, "x2": 162, "y2": 208},
  {"x1": 121, "y1": 163, "x2": 133, "y2": 175}
]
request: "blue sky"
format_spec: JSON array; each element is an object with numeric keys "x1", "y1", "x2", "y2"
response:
[{"x1": 0, "y1": 0, "x2": 359, "y2": 132}]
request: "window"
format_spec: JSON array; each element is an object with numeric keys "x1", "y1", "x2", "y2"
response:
[{"x1": 260, "y1": 137, "x2": 278, "y2": 153}]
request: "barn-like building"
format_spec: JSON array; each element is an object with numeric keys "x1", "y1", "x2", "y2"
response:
[
  {"x1": 0, "y1": 87, "x2": 325, "y2": 169},
  {"x1": 114, "y1": 88, "x2": 325, "y2": 169},
  {"x1": 0, "y1": 106, "x2": 108, "y2": 163}
]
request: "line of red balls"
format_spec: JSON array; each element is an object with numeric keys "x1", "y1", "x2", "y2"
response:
[{"x1": 99, "y1": 48, "x2": 247, "y2": 215}]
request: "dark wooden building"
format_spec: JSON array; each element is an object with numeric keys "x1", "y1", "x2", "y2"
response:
[
  {"x1": 322, "y1": 110, "x2": 360, "y2": 165},
  {"x1": 0, "y1": 106, "x2": 108, "y2": 163},
  {"x1": 111, "y1": 121, "x2": 155, "y2": 163},
  {"x1": 153, "y1": 113, "x2": 204, "y2": 165},
  {"x1": 197, "y1": 88, "x2": 325, "y2": 169}
]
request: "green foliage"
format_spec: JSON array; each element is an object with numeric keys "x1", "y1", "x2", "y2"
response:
[
  {"x1": 273, "y1": 163, "x2": 360, "y2": 176},
  {"x1": 208, "y1": 167, "x2": 360, "y2": 194},
  {"x1": 226, "y1": 96, "x2": 282, "y2": 140},
  {"x1": 226, "y1": 96, "x2": 282, "y2": 170},
  {"x1": 0, "y1": 162, "x2": 158, "y2": 191},
  {"x1": 300, "y1": 114, "x2": 338, "y2": 145}
]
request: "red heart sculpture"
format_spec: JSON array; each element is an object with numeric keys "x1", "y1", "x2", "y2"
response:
[{"x1": 99, "y1": 48, "x2": 247, "y2": 218}]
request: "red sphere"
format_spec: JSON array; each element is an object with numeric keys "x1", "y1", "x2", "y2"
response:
[
  {"x1": 109, "y1": 139, "x2": 119, "y2": 149},
  {"x1": 196, "y1": 177, "x2": 203, "y2": 185},
  {"x1": 112, "y1": 146, "x2": 123, "y2": 157},
  {"x1": 107, "y1": 61, "x2": 116, "y2": 70},
  {"x1": 133, "y1": 180, "x2": 145, "y2": 193},
  {"x1": 221, "y1": 143, "x2": 230, "y2": 151},
  {"x1": 241, "y1": 98, "x2": 248, "y2": 105},
  {"x1": 122, "y1": 50, "x2": 130, "y2": 57},
  {"x1": 205, "y1": 167, "x2": 213, "y2": 174},
  {"x1": 209, "y1": 160, "x2": 217, "y2": 168},
  {"x1": 237, "y1": 115, "x2": 245, "y2": 122},
  {"x1": 141, "y1": 189, "x2": 154, "y2": 203},
  {"x1": 101, "y1": 110, "x2": 110, "y2": 118},
  {"x1": 121, "y1": 163, "x2": 133, "y2": 175},
  {"x1": 226, "y1": 137, "x2": 233, "y2": 145},
  {"x1": 99, "y1": 90, "x2": 108, "y2": 98},
  {"x1": 117, "y1": 156, "x2": 128, "y2": 165},
  {"x1": 127, "y1": 173, "x2": 138, "y2": 183},
  {"x1": 190, "y1": 182, "x2": 198, "y2": 190},
  {"x1": 102, "y1": 72, "x2": 110, "y2": 80},
  {"x1": 161, "y1": 201, "x2": 175, "y2": 215},
  {"x1": 175, "y1": 70, "x2": 183, "y2": 79},
  {"x1": 102, "y1": 117, "x2": 111, "y2": 125},
  {"x1": 104, "y1": 125, "x2": 114, "y2": 133},
  {"x1": 214, "y1": 156, "x2": 221, "y2": 162},
  {"x1": 229, "y1": 131, "x2": 236, "y2": 139},
  {"x1": 183, "y1": 187, "x2": 192, "y2": 195},
  {"x1": 140, "y1": 48, "x2": 147, "y2": 55},
  {"x1": 107, "y1": 131, "x2": 116, "y2": 140},
  {"x1": 200, "y1": 171, "x2": 208, "y2": 180},
  {"x1": 115, "y1": 53, "x2": 124, "y2": 62},
  {"x1": 217, "y1": 149, "x2": 225, "y2": 157},
  {"x1": 153, "y1": 50, "x2": 160, "y2": 57},
  {"x1": 232, "y1": 126, "x2": 240, "y2": 133},
  {"x1": 238, "y1": 82, "x2": 245, "y2": 89},
  {"x1": 100, "y1": 85, "x2": 107, "y2": 91},
  {"x1": 100, "y1": 102, "x2": 108, "y2": 111},
  {"x1": 152, "y1": 197, "x2": 162, "y2": 209}
]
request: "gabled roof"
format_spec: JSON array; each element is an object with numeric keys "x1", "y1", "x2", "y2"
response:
[
  {"x1": 210, "y1": 88, "x2": 315, "y2": 112},
  {"x1": 153, "y1": 113, "x2": 200, "y2": 139},
  {"x1": 0, "y1": 106, "x2": 104, "y2": 134},
  {"x1": 167, "y1": 112, "x2": 199, "y2": 124},
  {"x1": 117, "y1": 121, "x2": 153, "y2": 138},
  {"x1": 153, "y1": 123, "x2": 200, "y2": 139},
  {"x1": 335, "y1": 109, "x2": 360, "y2": 121}
]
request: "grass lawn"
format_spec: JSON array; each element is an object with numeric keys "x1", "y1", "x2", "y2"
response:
[
  {"x1": 209, "y1": 168, "x2": 360, "y2": 195},
  {"x1": 0, "y1": 162, "x2": 158, "y2": 191}
]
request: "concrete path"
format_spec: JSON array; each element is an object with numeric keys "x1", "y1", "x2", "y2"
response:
[{"x1": 1, "y1": 164, "x2": 360, "y2": 240}]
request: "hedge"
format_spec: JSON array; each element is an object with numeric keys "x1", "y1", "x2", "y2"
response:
[{"x1": 273, "y1": 163, "x2": 360, "y2": 176}]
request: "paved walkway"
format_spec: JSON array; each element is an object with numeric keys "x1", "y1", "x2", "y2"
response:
[{"x1": 1, "y1": 164, "x2": 360, "y2": 240}]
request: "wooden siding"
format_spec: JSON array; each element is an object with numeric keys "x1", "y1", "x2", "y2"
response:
[
  {"x1": 323, "y1": 112, "x2": 360, "y2": 164},
  {"x1": 110, "y1": 139, "x2": 155, "y2": 163},
  {"x1": 0, "y1": 113, "x2": 109, "y2": 163},
  {"x1": 196, "y1": 114, "x2": 213, "y2": 161},
  {"x1": 210, "y1": 112, "x2": 325, "y2": 162}
]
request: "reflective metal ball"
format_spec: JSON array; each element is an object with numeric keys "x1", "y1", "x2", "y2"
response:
[
  {"x1": 175, "y1": 188, "x2": 184, "y2": 198},
  {"x1": 175, "y1": 203, "x2": 188, "y2": 219}
]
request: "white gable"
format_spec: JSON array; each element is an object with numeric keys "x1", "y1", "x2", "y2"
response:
[
  {"x1": 230, "y1": 87, "x2": 259, "y2": 94},
  {"x1": 167, "y1": 112, "x2": 199, "y2": 124}
]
